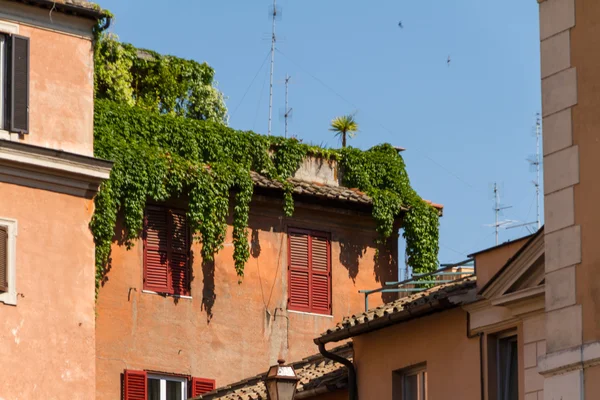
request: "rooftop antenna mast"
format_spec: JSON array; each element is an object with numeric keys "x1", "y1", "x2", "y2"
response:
[
  {"x1": 268, "y1": 0, "x2": 278, "y2": 136},
  {"x1": 533, "y1": 113, "x2": 542, "y2": 230},
  {"x1": 492, "y1": 183, "x2": 512, "y2": 245},
  {"x1": 284, "y1": 74, "x2": 293, "y2": 138}
]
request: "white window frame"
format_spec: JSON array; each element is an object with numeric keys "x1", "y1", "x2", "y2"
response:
[
  {"x1": 147, "y1": 374, "x2": 187, "y2": 400},
  {"x1": 0, "y1": 217, "x2": 17, "y2": 306}
]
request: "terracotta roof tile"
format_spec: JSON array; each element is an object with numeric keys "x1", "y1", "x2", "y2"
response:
[
  {"x1": 10, "y1": 0, "x2": 108, "y2": 19},
  {"x1": 318, "y1": 277, "x2": 477, "y2": 342},
  {"x1": 194, "y1": 344, "x2": 352, "y2": 400},
  {"x1": 250, "y1": 171, "x2": 381, "y2": 208}
]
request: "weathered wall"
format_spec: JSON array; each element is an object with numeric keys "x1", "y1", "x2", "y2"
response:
[
  {"x1": 96, "y1": 197, "x2": 397, "y2": 399},
  {"x1": 352, "y1": 308, "x2": 480, "y2": 400},
  {"x1": 0, "y1": 182, "x2": 97, "y2": 399},
  {"x1": 0, "y1": 5, "x2": 95, "y2": 156},
  {"x1": 474, "y1": 237, "x2": 530, "y2": 292}
]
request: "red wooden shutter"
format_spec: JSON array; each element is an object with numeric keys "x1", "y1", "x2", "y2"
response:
[
  {"x1": 169, "y1": 210, "x2": 190, "y2": 296},
  {"x1": 0, "y1": 226, "x2": 8, "y2": 292},
  {"x1": 124, "y1": 370, "x2": 147, "y2": 400},
  {"x1": 144, "y1": 206, "x2": 169, "y2": 293},
  {"x1": 190, "y1": 377, "x2": 216, "y2": 397},
  {"x1": 288, "y1": 230, "x2": 310, "y2": 312},
  {"x1": 310, "y1": 233, "x2": 331, "y2": 314},
  {"x1": 10, "y1": 35, "x2": 29, "y2": 134}
]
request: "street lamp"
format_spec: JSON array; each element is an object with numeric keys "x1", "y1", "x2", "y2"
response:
[{"x1": 265, "y1": 359, "x2": 300, "y2": 400}]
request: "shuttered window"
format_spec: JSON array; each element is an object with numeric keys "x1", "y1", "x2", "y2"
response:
[
  {"x1": 10, "y1": 35, "x2": 29, "y2": 133},
  {"x1": 288, "y1": 228, "x2": 331, "y2": 315},
  {"x1": 143, "y1": 206, "x2": 190, "y2": 296},
  {"x1": 190, "y1": 377, "x2": 216, "y2": 397},
  {"x1": 124, "y1": 370, "x2": 147, "y2": 400},
  {"x1": 0, "y1": 226, "x2": 8, "y2": 292},
  {"x1": 0, "y1": 34, "x2": 29, "y2": 133},
  {"x1": 123, "y1": 370, "x2": 214, "y2": 400}
]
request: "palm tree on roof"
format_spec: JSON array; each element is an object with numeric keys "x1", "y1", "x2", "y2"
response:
[{"x1": 329, "y1": 113, "x2": 358, "y2": 148}]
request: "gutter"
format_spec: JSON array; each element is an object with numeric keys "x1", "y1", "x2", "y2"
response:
[{"x1": 317, "y1": 343, "x2": 358, "y2": 400}]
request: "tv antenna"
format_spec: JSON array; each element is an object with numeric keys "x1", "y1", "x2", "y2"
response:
[
  {"x1": 486, "y1": 183, "x2": 514, "y2": 245},
  {"x1": 531, "y1": 113, "x2": 542, "y2": 230},
  {"x1": 509, "y1": 113, "x2": 543, "y2": 234},
  {"x1": 267, "y1": 0, "x2": 281, "y2": 136},
  {"x1": 283, "y1": 74, "x2": 292, "y2": 138}
]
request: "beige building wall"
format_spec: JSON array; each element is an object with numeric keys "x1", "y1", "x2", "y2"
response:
[
  {"x1": 0, "y1": 0, "x2": 96, "y2": 156},
  {"x1": 0, "y1": 4, "x2": 106, "y2": 399},
  {"x1": 0, "y1": 183, "x2": 98, "y2": 399},
  {"x1": 352, "y1": 308, "x2": 481, "y2": 400},
  {"x1": 537, "y1": 0, "x2": 600, "y2": 397}
]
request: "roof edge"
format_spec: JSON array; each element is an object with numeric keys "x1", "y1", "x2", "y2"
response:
[
  {"x1": 9, "y1": 0, "x2": 110, "y2": 20},
  {"x1": 315, "y1": 279, "x2": 477, "y2": 345}
]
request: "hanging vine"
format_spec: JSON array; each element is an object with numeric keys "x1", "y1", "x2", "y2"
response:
[{"x1": 91, "y1": 36, "x2": 440, "y2": 293}]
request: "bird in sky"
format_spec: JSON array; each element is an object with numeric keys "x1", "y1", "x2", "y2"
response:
[
  {"x1": 398, "y1": 21, "x2": 403, "y2": 29},
  {"x1": 447, "y1": 55, "x2": 451, "y2": 67}
]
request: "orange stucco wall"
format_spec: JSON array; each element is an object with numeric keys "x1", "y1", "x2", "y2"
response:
[
  {"x1": 474, "y1": 237, "x2": 530, "y2": 292},
  {"x1": 0, "y1": 182, "x2": 97, "y2": 399},
  {"x1": 352, "y1": 308, "x2": 480, "y2": 400},
  {"x1": 308, "y1": 389, "x2": 348, "y2": 400},
  {"x1": 570, "y1": 0, "x2": 600, "y2": 344},
  {"x1": 96, "y1": 198, "x2": 398, "y2": 398},
  {"x1": 2, "y1": 14, "x2": 95, "y2": 156}
]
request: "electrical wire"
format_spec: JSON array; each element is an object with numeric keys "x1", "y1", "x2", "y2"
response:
[
  {"x1": 275, "y1": 48, "x2": 478, "y2": 191},
  {"x1": 230, "y1": 50, "x2": 271, "y2": 119}
]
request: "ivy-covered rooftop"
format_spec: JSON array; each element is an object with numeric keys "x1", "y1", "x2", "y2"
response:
[{"x1": 91, "y1": 35, "x2": 440, "y2": 292}]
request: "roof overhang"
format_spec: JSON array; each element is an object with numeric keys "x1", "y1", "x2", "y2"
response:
[{"x1": 7, "y1": 0, "x2": 109, "y2": 21}]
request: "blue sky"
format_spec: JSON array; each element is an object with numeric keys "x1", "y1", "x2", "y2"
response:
[{"x1": 99, "y1": 0, "x2": 542, "y2": 273}]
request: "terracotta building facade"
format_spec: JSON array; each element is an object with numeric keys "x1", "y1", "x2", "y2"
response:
[
  {"x1": 96, "y1": 157, "x2": 405, "y2": 399},
  {"x1": 0, "y1": 1, "x2": 111, "y2": 399}
]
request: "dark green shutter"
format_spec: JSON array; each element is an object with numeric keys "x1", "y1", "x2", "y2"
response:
[{"x1": 10, "y1": 35, "x2": 29, "y2": 134}]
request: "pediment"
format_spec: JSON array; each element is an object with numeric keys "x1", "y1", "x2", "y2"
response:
[{"x1": 481, "y1": 228, "x2": 545, "y2": 302}]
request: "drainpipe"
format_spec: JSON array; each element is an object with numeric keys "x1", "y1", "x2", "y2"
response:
[
  {"x1": 466, "y1": 313, "x2": 485, "y2": 400},
  {"x1": 317, "y1": 342, "x2": 358, "y2": 400}
]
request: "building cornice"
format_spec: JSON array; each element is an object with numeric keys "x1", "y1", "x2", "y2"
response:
[{"x1": 0, "y1": 140, "x2": 112, "y2": 197}]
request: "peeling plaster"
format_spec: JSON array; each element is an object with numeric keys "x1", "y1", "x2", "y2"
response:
[{"x1": 11, "y1": 319, "x2": 23, "y2": 345}]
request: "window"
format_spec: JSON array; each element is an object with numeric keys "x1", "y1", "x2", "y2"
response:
[
  {"x1": 393, "y1": 364, "x2": 427, "y2": 400},
  {"x1": 497, "y1": 335, "x2": 518, "y2": 400},
  {"x1": 0, "y1": 217, "x2": 17, "y2": 306},
  {"x1": 287, "y1": 228, "x2": 331, "y2": 315},
  {"x1": 143, "y1": 206, "x2": 190, "y2": 296},
  {"x1": 123, "y1": 370, "x2": 215, "y2": 400},
  {"x1": 0, "y1": 33, "x2": 29, "y2": 133},
  {"x1": 488, "y1": 332, "x2": 518, "y2": 400}
]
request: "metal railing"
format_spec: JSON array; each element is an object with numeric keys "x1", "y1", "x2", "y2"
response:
[{"x1": 358, "y1": 259, "x2": 475, "y2": 311}]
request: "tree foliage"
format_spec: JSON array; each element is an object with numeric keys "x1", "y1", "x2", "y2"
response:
[{"x1": 95, "y1": 34, "x2": 227, "y2": 123}]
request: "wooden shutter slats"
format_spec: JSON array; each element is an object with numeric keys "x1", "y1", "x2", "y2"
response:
[
  {"x1": 124, "y1": 370, "x2": 147, "y2": 400},
  {"x1": 0, "y1": 226, "x2": 8, "y2": 292},
  {"x1": 144, "y1": 206, "x2": 190, "y2": 295},
  {"x1": 191, "y1": 377, "x2": 216, "y2": 396},
  {"x1": 288, "y1": 229, "x2": 331, "y2": 314},
  {"x1": 10, "y1": 35, "x2": 29, "y2": 134}
]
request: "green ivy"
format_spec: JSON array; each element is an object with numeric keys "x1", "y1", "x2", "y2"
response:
[{"x1": 91, "y1": 36, "x2": 439, "y2": 294}]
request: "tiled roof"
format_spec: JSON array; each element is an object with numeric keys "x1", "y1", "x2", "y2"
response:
[
  {"x1": 10, "y1": 0, "x2": 108, "y2": 19},
  {"x1": 250, "y1": 171, "x2": 377, "y2": 208},
  {"x1": 194, "y1": 344, "x2": 352, "y2": 400},
  {"x1": 317, "y1": 277, "x2": 477, "y2": 344}
]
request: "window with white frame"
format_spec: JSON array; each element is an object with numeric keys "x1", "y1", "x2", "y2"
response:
[
  {"x1": 0, "y1": 217, "x2": 17, "y2": 306},
  {"x1": 147, "y1": 374, "x2": 187, "y2": 400},
  {"x1": 0, "y1": 30, "x2": 30, "y2": 134}
]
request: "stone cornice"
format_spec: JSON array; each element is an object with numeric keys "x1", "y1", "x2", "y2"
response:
[{"x1": 0, "y1": 140, "x2": 112, "y2": 197}]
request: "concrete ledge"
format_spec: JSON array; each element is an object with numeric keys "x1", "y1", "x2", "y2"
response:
[{"x1": 538, "y1": 341, "x2": 600, "y2": 377}]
